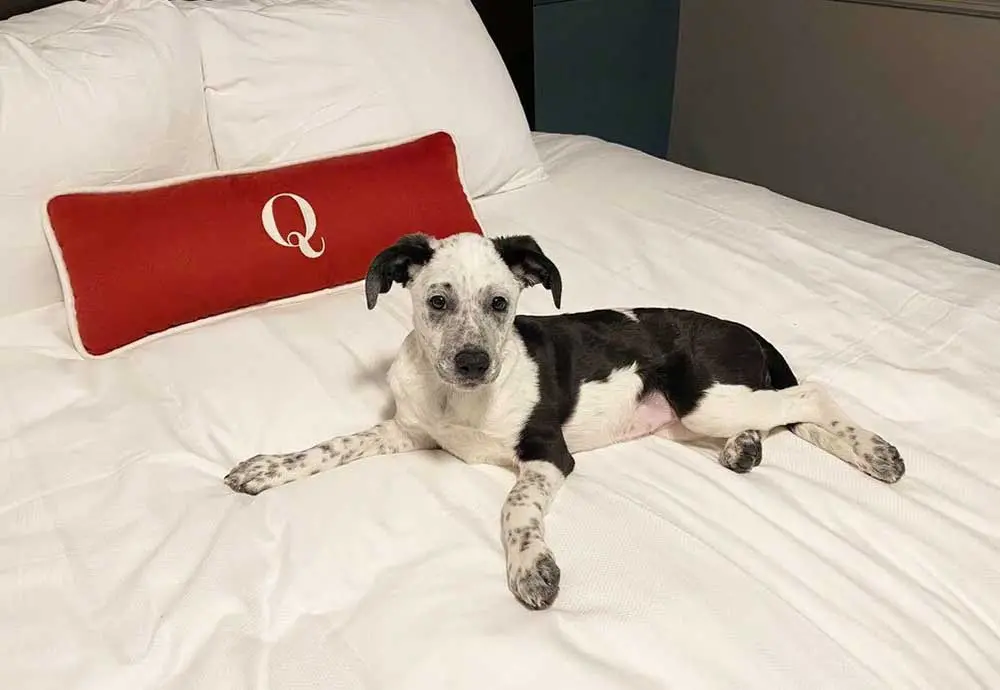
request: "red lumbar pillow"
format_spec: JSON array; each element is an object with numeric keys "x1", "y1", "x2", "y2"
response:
[{"x1": 44, "y1": 131, "x2": 481, "y2": 357}]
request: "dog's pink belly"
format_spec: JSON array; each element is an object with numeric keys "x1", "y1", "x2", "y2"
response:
[
  {"x1": 618, "y1": 392, "x2": 678, "y2": 442},
  {"x1": 563, "y1": 388, "x2": 680, "y2": 454}
]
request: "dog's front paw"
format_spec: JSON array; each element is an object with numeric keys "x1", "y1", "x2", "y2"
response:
[
  {"x1": 224, "y1": 454, "x2": 294, "y2": 495},
  {"x1": 507, "y1": 545, "x2": 561, "y2": 611}
]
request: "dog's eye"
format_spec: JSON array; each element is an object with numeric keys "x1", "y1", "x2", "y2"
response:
[
  {"x1": 491, "y1": 296, "x2": 509, "y2": 312},
  {"x1": 428, "y1": 295, "x2": 447, "y2": 311}
]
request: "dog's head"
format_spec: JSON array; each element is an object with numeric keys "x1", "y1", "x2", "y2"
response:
[{"x1": 365, "y1": 232, "x2": 561, "y2": 389}]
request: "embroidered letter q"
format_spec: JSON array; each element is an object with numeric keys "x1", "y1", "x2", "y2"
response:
[{"x1": 261, "y1": 193, "x2": 326, "y2": 259}]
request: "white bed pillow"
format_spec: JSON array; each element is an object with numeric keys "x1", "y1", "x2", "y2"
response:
[
  {"x1": 0, "y1": 0, "x2": 216, "y2": 318},
  {"x1": 178, "y1": 0, "x2": 545, "y2": 198},
  {"x1": 0, "y1": 0, "x2": 96, "y2": 39}
]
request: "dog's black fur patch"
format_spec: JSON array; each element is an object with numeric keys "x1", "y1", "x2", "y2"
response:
[
  {"x1": 513, "y1": 308, "x2": 798, "y2": 474},
  {"x1": 492, "y1": 235, "x2": 563, "y2": 308},
  {"x1": 365, "y1": 234, "x2": 435, "y2": 309}
]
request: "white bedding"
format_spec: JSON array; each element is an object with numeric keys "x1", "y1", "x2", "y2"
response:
[{"x1": 2, "y1": 133, "x2": 998, "y2": 690}]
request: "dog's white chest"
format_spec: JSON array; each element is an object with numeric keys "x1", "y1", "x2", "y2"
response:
[
  {"x1": 426, "y1": 391, "x2": 525, "y2": 466},
  {"x1": 562, "y1": 365, "x2": 677, "y2": 453},
  {"x1": 389, "y1": 336, "x2": 539, "y2": 468}
]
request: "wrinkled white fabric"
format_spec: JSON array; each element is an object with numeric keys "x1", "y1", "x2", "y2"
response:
[
  {"x1": 0, "y1": 0, "x2": 216, "y2": 317},
  {"x1": 178, "y1": 0, "x2": 545, "y2": 199},
  {"x1": 0, "y1": 134, "x2": 997, "y2": 689}
]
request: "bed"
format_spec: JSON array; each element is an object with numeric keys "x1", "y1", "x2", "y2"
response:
[{"x1": 2, "y1": 1, "x2": 999, "y2": 689}]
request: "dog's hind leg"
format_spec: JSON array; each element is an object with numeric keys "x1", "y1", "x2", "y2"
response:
[
  {"x1": 224, "y1": 419, "x2": 437, "y2": 495},
  {"x1": 718, "y1": 429, "x2": 763, "y2": 473},
  {"x1": 680, "y1": 382, "x2": 905, "y2": 483},
  {"x1": 788, "y1": 421, "x2": 904, "y2": 484}
]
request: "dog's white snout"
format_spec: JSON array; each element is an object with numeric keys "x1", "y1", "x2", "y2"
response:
[{"x1": 454, "y1": 347, "x2": 491, "y2": 380}]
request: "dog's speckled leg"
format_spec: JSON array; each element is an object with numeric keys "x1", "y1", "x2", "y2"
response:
[
  {"x1": 501, "y1": 460, "x2": 566, "y2": 610},
  {"x1": 791, "y1": 421, "x2": 904, "y2": 483},
  {"x1": 224, "y1": 419, "x2": 437, "y2": 495}
]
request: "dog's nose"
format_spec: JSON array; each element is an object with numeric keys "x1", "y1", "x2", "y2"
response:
[{"x1": 454, "y1": 348, "x2": 490, "y2": 379}]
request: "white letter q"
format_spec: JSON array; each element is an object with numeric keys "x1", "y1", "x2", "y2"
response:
[{"x1": 261, "y1": 193, "x2": 326, "y2": 259}]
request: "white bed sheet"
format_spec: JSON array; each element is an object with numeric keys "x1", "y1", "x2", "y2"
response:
[{"x1": 1, "y1": 133, "x2": 998, "y2": 690}]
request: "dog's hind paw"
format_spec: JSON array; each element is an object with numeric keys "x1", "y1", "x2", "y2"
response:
[
  {"x1": 720, "y1": 430, "x2": 762, "y2": 473},
  {"x1": 860, "y1": 435, "x2": 905, "y2": 484},
  {"x1": 224, "y1": 454, "x2": 295, "y2": 495},
  {"x1": 507, "y1": 546, "x2": 561, "y2": 611}
]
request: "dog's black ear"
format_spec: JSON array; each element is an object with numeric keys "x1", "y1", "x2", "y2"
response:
[
  {"x1": 492, "y1": 235, "x2": 562, "y2": 309},
  {"x1": 365, "y1": 233, "x2": 435, "y2": 309}
]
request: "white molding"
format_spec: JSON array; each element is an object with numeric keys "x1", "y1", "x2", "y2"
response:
[{"x1": 832, "y1": 0, "x2": 1000, "y2": 18}]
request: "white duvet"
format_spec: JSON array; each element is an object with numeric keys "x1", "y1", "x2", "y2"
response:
[{"x1": 2, "y1": 134, "x2": 998, "y2": 690}]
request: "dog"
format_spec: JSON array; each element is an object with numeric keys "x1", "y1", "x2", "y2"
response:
[{"x1": 224, "y1": 232, "x2": 905, "y2": 610}]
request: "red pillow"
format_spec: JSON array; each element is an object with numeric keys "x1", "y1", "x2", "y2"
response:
[{"x1": 44, "y1": 131, "x2": 482, "y2": 357}]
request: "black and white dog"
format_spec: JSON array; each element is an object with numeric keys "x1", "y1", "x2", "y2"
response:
[{"x1": 225, "y1": 232, "x2": 905, "y2": 610}]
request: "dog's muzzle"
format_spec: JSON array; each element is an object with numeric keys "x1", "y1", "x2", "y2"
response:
[{"x1": 453, "y1": 347, "x2": 491, "y2": 384}]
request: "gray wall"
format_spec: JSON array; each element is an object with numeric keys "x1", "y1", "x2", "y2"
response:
[{"x1": 668, "y1": 0, "x2": 1000, "y2": 265}]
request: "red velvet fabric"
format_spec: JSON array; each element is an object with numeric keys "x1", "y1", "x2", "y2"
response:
[{"x1": 47, "y1": 132, "x2": 480, "y2": 356}]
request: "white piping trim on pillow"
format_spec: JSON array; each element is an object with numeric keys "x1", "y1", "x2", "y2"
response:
[{"x1": 42, "y1": 130, "x2": 485, "y2": 360}]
